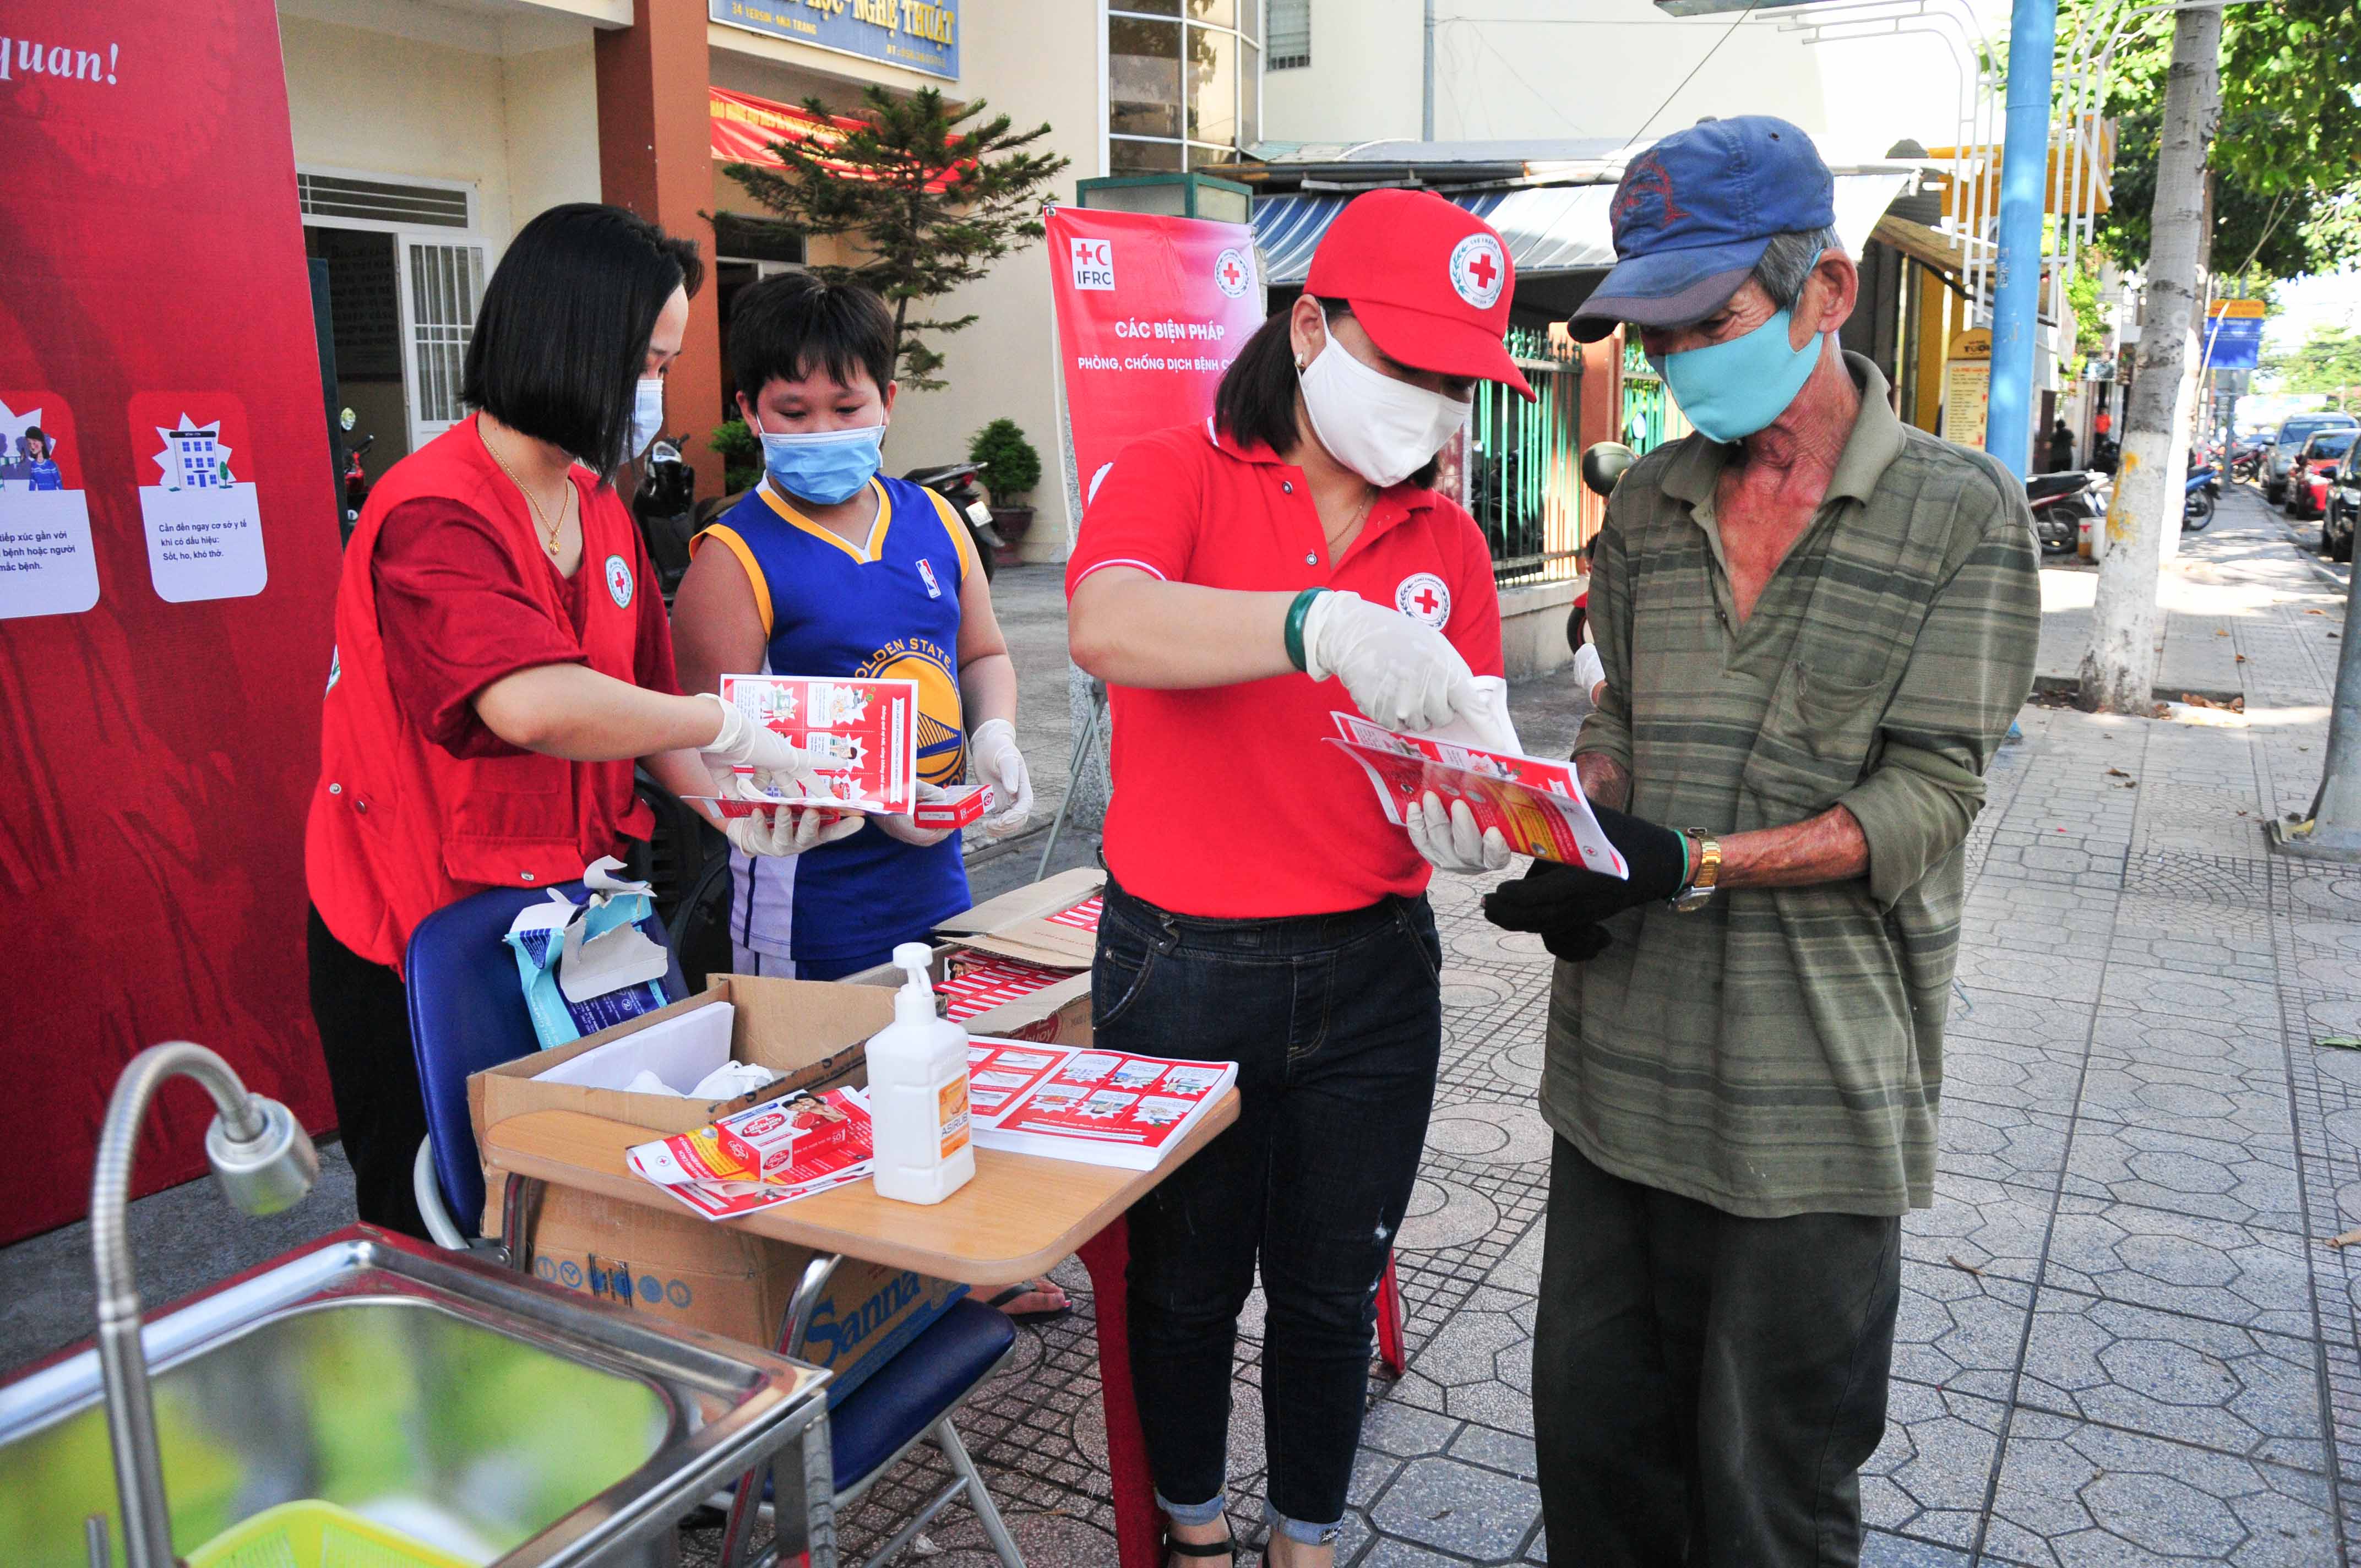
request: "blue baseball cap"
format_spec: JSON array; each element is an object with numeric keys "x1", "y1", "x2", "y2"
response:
[{"x1": 1568, "y1": 116, "x2": 1836, "y2": 342}]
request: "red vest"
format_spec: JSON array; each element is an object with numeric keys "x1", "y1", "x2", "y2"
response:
[{"x1": 306, "y1": 416, "x2": 654, "y2": 974}]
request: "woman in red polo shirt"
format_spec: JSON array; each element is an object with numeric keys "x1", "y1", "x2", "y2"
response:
[
  {"x1": 307, "y1": 205, "x2": 843, "y2": 1238},
  {"x1": 1065, "y1": 191, "x2": 1533, "y2": 1568}
]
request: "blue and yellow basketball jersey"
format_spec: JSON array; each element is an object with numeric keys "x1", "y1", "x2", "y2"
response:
[{"x1": 694, "y1": 473, "x2": 978, "y2": 965}]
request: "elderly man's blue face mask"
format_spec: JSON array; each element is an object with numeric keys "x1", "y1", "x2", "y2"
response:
[{"x1": 1649, "y1": 306, "x2": 1822, "y2": 445}]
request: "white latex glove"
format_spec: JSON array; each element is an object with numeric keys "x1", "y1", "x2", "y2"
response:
[
  {"x1": 1405, "y1": 791, "x2": 1512, "y2": 874},
  {"x1": 1301, "y1": 590, "x2": 1477, "y2": 734},
  {"x1": 698, "y1": 692, "x2": 827, "y2": 796},
  {"x1": 968, "y1": 718, "x2": 1034, "y2": 839},
  {"x1": 876, "y1": 781, "x2": 956, "y2": 848},
  {"x1": 1572, "y1": 643, "x2": 1606, "y2": 705},
  {"x1": 722, "y1": 804, "x2": 863, "y2": 858}
]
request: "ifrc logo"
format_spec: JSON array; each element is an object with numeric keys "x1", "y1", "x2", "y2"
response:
[
  {"x1": 1448, "y1": 233, "x2": 1505, "y2": 310},
  {"x1": 917, "y1": 557, "x2": 943, "y2": 598},
  {"x1": 1214, "y1": 247, "x2": 1253, "y2": 298},
  {"x1": 1396, "y1": 571, "x2": 1451, "y2": 629},
  {"x1": 1070, "y1": 236, "x2": 1115, "y2": 291},
  {"x1": 604, "y1": 553, "x2": 633, "y2": 609}
]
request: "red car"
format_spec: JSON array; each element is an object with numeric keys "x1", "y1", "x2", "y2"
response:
[{"x1": 2286, "y1": 429, "x2": 2355, "y2": 520}]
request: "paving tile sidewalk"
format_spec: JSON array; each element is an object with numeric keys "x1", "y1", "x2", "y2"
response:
[{"x1": 755, "y1": 484, "x2": 2361, "y2": 1568}]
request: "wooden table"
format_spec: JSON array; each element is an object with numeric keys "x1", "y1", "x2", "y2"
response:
[{"x1": 482, "y1": 1090, "x2": 1239, "y2": 1568}]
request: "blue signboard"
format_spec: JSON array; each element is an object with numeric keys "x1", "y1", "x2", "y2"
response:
[
  {"x1": 710, "y1": 0, "x2": 958, "y2": 81},
  {"x1": 2204, "y1": 315, "x2": 2264, "y2": 371}
]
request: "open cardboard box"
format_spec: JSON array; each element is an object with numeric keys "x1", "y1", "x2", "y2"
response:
[
  {"x1": 836, "y1": 867, "x2": 1106, "y2": 1045},
  {"x1": 469, "y1": 975, "x2": 964, "y2": 1404}
]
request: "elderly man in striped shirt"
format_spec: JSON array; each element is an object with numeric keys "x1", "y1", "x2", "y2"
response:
[{"x1": 1483, "y1": 117, "x2": 2040, "y2": 1566}]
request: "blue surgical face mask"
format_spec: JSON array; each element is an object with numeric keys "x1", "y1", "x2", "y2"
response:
[
  {"x1": 753, "y1": 412, "x2": 886, "y2": 505},
  {"x1": 1651, "y1": 309, "x2": 1824, "y2": 445}
]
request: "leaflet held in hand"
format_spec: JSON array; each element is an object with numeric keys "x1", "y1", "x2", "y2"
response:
[
  {"x1": 1324, "y1": 712, "x2": 1628, "y2": 877},
  {"x1": 709, "y1": 673, "x2": 921, "y2": 814}
]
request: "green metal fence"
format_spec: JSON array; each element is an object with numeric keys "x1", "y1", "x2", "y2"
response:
[
  {"x1": 1620, "y1": 337, "x2": 1690, "y2": 455},
  {"x1": 1466, "y1": 326, "x2": 1585, "y2": 584}
]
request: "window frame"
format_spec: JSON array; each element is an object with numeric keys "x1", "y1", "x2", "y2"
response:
[{"x1": 1105, "y1": 2, "x2": 1262, "y2": 172}]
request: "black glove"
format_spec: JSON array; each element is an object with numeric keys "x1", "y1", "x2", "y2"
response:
[{"x1": 1482, "y1": 804, "x2": 1691, "y2": 947}]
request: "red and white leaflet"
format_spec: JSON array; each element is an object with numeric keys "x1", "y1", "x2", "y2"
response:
[
  {"x1": 940, "y1": 957, "x2": 1070, "y2": 1023},
  {"x1": 1045, "y1": 895, "x2": 1103, "y2": 932},
  {"x1": 629, "y1": 1087, "x2": 877, "y2": 1222},
  {"x1": 716, "y1": 674, "x2": 919, "y2": 813},
  {"x1": 975, "y1": 1049, "x2": 1237, "y2": 1170},
  {"x1": 1324, "y1": 712, "x2": 1628, "y2": 877},
  {"x1": 963, "y1": 1038, "x2": 1075, "y2": 1118}
]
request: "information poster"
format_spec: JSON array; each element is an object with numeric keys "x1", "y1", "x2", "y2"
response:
[
  {"x1": 0, "y1": 1, "x2": 342, "y2": 1238},
  {"x1": 1046, "y1": 205, "x2": 1269, "y2": 511},
  {"x1": 1941, "y1": 327, "x2": 1993, "y2": 448}
]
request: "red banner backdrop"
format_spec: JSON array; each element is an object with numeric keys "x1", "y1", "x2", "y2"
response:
[
  {"x1": 1045, "y1": 206, "x2": 1269, "y2": 507},
  {"x1": 0, "y1": 2, "x2": 342, "y2": 1239},
  {"x1": 709, "y1": 86, "x2": 962, "y2": 193}
]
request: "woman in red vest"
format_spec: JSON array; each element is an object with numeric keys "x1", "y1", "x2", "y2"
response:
[{"x1": 307, "y1": 205, "x2": 844, "y2": 1237}]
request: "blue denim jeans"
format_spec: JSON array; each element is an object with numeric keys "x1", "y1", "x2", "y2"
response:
[{"x1": 1095, "y1": 876, "x2": 1444, "y2": 1546}]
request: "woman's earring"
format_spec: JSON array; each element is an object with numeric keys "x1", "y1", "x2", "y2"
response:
[{"x1": 1294, "y1": 353, "x2": 1306, "y2": 369}]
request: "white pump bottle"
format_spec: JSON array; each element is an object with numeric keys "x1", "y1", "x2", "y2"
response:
[{"x1": 867, "y1": 943, "x2": 976, "y2": 1205}]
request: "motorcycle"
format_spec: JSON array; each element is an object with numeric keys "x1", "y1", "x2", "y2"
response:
[
  {"x1": 338, "y1": 417, "x2": 374, "y2": 546},
  {"x1": 901, "y1": 460, "x2": 1004, "y2": 582},
  {"x1": 630, "y1": 432, "x2": 698, "y2": 601},
  {"x1": 2184, "y1": 465, "x2": 2217, "y2": 529},
  {"x1": 2026, "y1": 470, "x2": 2106, "y2": 555}
]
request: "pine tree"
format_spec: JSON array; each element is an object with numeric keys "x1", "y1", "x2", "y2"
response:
[{"x1": 722, "y1": 87, "x2": 1071, "y2": 392}]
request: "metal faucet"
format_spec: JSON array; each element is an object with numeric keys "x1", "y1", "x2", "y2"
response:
[{"x1": 90, "y1": 1042, "x2": 318, "y2": 1568}]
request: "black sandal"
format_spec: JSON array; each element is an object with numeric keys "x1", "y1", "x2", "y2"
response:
[{"x1": 1166, "y1": 1533, "x2": 1236, "y2": 1562}]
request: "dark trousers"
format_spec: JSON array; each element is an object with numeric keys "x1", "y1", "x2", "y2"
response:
[
  {"x1": 1532, "y1": 1137, "x2": 1901, "y2": 1568},
  {"x1": 1095, "y1": 878, "x2": 1444, "y2": 1538},
  {"x1": 306, "y1": 905, "x2": 429, "y2": 1239}
]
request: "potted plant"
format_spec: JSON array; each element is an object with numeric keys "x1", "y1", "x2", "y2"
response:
[{"x1": 966, "y1": 417, "x2": 1041, "y2": 563}]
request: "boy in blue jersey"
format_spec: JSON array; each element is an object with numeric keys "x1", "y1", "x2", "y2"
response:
[{"x1": 673, "y1": 273, "x2": 1035, "y2": 984}]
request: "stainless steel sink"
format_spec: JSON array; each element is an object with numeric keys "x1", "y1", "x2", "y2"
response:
[{"x1": 0, "y1": 1227, "x2": 833, "y2": 1568}]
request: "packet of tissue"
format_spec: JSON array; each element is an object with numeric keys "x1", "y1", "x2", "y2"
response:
[{"x1": 504, "y1": 856, "x2": 673, "y2": 1050}]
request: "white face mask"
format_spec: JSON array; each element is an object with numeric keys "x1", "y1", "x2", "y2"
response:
[
  {"x1": 1297, "y1": 304, "x2": 1471, "y2": 488},
  {"x1": 630, "y1": 375, "x2": 665, "y2": 459}
]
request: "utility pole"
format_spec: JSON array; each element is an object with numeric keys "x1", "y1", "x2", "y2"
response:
[
  {"x1": 1984, "y1": 0, "x2": 2057, "y2": 480},
  {"x1": 1423, "y1": 0, "x2": 1437, "y2": 141},
  {"x1": 2077, "y1": 0, "x2": 2222, "y2": 714}
]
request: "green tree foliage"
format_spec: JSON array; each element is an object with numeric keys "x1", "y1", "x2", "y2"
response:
[
  {"x1": 2064, "y1": 0, "x2": 2360, "y2": 281},
  {"x1": 2263, "y1": 323, "x2": 2361, "y2": 405},
  {"x1": 965, "y1": 417, "x2": 1042, "y2": 506},
  {"x1": 721, "y1": 87, "x2": 1070, "y2": 392}
]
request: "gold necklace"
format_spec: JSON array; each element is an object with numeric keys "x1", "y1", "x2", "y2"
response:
[
  {"x1": 1324, "y1": 489, "x2": 1376, "y2": 557},
  {"x1": 485, "y1": 432, "x2": 568, "y2": 557}
]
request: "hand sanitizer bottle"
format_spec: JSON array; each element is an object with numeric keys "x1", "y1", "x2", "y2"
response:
[{"x1": 868, "y1": 943, "x2": 975, "y2": 1205}]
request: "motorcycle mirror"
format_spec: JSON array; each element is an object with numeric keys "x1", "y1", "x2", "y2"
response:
[
  {"x1": 1581, "y1": 442, "x2": 1636, "y2": 499},
  {"x1": 339, "y1": 407, "x2": 357, "y2": 432}
]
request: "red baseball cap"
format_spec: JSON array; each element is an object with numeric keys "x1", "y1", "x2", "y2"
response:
[{"x1": 1305, "y1": 189, "x2": 1535, "y2": 401}]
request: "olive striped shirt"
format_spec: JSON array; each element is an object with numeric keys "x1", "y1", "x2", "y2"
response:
[{"x1": 1550, "y1": 355, "x2": 2041, "y2": 1218}]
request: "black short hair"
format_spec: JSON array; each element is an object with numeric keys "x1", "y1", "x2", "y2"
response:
[
  {"x1": 1214, "y1": 296, "x2": 1439, "y2": 489},
  {"x1": 729, "y1": 273, "x2": 897, "y2": 406},
  {"x1": 461, "y1": 203, "x2": 703, "y2": 476}
]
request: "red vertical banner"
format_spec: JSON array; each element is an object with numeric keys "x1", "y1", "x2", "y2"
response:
[
  {"x1": 0, "y1": 3, "x2": 343, "y2": 1238},
  {"x1": 1045, "y1": 206, "x2": 1269, "y2": 507}
]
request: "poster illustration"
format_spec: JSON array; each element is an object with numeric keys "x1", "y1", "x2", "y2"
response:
[
  {"x1": 127, "y1": 392, "x2": 267, "y2": 601},
  {"x1": 0, "y1": 391, "x2": 99, "y2": 619}
]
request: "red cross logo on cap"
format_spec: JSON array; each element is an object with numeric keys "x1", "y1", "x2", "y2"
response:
[{"x1": 1448, "y1": 234, "x2": 1505, "y2": 309}]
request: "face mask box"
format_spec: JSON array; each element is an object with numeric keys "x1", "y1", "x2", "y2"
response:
[{"x1": 470, "y1": 975, "x2": 967, "y2": 1402}]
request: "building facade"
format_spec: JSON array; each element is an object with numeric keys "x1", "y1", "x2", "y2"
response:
[{"x1": 277, "y1": 0, "x2": 1264, "y2": 559}]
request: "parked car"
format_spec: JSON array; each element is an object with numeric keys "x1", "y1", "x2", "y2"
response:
[
  {"x1": 2284, "y1": 428, "x2": 2355, "y2": 521},
  {"x1": 2324, "y1": 442, "x2": 2361, "y2": 564},
  {"x1": 2263, "y1": 411, "x2": 2358, "y2": 502}
]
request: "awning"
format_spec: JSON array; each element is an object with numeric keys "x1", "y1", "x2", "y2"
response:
[{"x1": 1253, "y1": 171, "x2": 1913, "y2": 287}]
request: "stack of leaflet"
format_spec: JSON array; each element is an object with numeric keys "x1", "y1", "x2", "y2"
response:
[
  {"x1": 967, "y1": 1038, "x2": 1237, "y2": 1171},
  {"x1": 625, "y1": 1087, "x2": 875, "y2": 1221},
  {"x1": 938, "y1": 956, "x2": 1072, "y2": 1023}
]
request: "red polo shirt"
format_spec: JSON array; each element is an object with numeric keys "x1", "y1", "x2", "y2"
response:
[{"x1": 1066, "y1": 418, "x2": 1503, "y2": 919}]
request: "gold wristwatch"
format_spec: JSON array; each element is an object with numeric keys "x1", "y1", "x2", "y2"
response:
[{"x1": 1671, "y1": 830, "x2": 1722, "y2": 913}]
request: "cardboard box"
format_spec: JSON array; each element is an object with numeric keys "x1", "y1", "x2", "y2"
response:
[{"x1": 471, "y1": 976, "x2": 966, "y2": 1403}]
